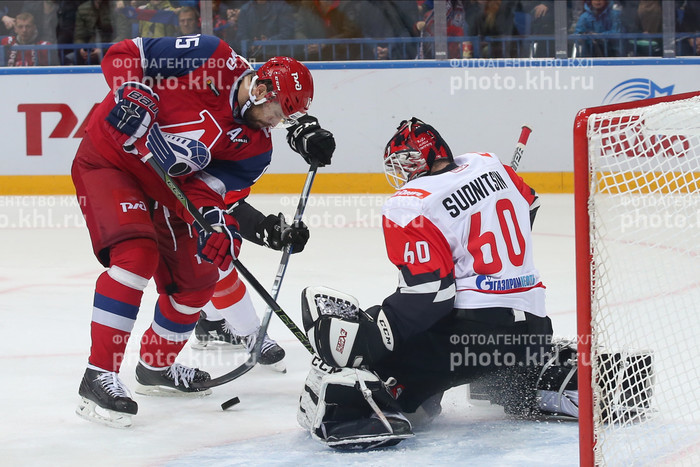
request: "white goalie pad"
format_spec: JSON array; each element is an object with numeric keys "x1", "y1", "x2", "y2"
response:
[{"x1": 297, "y1": 356, "x2": 413, "y2": 450}]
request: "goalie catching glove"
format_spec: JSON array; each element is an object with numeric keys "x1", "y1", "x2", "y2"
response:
[
  {"x1": 286, "y1": 115, "x2": 335, "y2": 167},
  {"x1": 106, "y1": 81, "x2": 159, "y2": 154},
  {"x1": 301, "y1": 286, "x2": 395, "y2": 368},
  {"x1": 195, "y1": 208, "x2": 242, "y2": 271},
  {"x1": 298, "y1": 356, "x2": 413, "y2": 450}
]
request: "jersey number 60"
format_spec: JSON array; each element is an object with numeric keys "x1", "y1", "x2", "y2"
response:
[{"x1": 467, "y1": 198, "x2": 526, "y2": 275}]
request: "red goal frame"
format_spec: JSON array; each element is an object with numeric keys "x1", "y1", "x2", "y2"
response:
[{"x1": 573, "y1": 90, "x2": 700, "y2": 467}]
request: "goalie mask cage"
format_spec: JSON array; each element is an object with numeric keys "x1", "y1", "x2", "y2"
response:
[{"x1": 574, "y1": 91, "x2": 700, "y2": 466}]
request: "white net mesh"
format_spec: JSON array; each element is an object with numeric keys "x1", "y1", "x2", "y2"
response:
[{"x1": 586, "y1": 95, "x2": 700, "y2": 466}]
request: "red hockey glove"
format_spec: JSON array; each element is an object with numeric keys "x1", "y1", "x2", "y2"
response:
[
  {"x1": 105, "y1": 81, "x2": 159, "y2": 154},
  {"x1": 195, "y1": 208, "x2": 242, "y2": 270}
]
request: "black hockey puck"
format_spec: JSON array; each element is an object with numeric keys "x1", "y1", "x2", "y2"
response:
[{"x1": 221, "y1": 396, "x2": 240, "y2": 411}]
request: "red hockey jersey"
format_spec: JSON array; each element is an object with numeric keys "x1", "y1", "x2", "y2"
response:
[
  {"x1": 84, "y1": 35, "x2": 273, "y2": 223},
  {"x1": 1, "y1": 36, "x2": 52, "y2": 66}
]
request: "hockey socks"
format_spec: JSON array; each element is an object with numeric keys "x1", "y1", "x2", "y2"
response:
[
  {"x1": 140, "y1": 294, "x2": 200, "y2": 367},
  {"x1": 89, "y1": 266, "x2": 149, "y2": 372}
]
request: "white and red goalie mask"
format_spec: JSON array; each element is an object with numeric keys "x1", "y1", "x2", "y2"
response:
[{"x1": 383, "y1": 117, "x2": 453, "y2": 189}]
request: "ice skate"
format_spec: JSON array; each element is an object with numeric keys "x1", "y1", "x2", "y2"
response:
[
  {"x1": 191, "y1": 312, "x2": 245, "y2": 350},
  {"x1": 76, "y1": 367, "x2": 138, "y2": 428},
  {"x1": 245, "y1": 330, "x2": 287, "y2": 373},
  {"x1": 135, "y1": 362, "x2": 212, "y2": 397}
]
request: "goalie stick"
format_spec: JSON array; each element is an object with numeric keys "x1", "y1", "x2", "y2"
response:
[
  {"x1": 510, "y1": 125, "x2": 532, "y2": 171},
  {"x1": 138, "y1": 125, "x2": 314, "y2": 390}
]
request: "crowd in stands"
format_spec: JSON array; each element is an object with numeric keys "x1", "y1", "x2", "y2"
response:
[{"x1": 1, "y1": 1, "x2": 700, "y2": 66}]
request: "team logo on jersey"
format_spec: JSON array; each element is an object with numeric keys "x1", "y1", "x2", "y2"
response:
[
  {"x1": 393, "y1": 188, "x2": 431, "y2": 199},
  {"x1": 475, "y1": 274, "x2": 537, "y2": 291},
  {"x1": 119, "y1": 201, "x2": 148, "y2": 213}
]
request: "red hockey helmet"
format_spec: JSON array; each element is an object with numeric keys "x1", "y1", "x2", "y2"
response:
[
  {"x1": 383, "y1": 117, "x2": 453, "y2": 189},
  {"x1": 244, "y1": 56, "x2": 314, "y2": 124}
]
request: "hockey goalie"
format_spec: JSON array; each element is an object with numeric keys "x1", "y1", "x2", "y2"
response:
[{"x1": 296, "y1": 118, "x2": 581, "y2": 449}]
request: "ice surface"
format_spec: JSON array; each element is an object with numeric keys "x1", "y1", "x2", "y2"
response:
[{"x1": 0, "y1": 194, "x2": 579, "y2": 466}]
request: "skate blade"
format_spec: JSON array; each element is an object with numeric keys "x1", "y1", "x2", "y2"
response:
[
  {"x1": 76, "y1": 397, "x2": 133, "y2": 428},
  {"x1": 261, "y1": 360, "x2": 287, "y2": 374},
  {"x1": 190, "y1": 340, "x2": 245, "y2": 351},
  {"x1": 135, "y1": 383, "x2": 212, "y2": 397}
]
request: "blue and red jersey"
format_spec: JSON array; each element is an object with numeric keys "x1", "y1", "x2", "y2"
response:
[{"x1": 84, "y1": 35, "x2": 272, "y2": 223}]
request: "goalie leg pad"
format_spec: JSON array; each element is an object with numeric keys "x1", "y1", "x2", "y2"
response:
[
  {"x1": 536, "y1": 338, "x2": 580, "y2": 419},
  {"x1": 597, "y1": 350, "x2": 654, "y2": 423},
  {"x1": 298, "y1": 356, "x2": 413, "y2": 450}
]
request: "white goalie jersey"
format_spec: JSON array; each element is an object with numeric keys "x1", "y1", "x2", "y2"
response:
[{"x1": 379, "y1": 152, "x2": 546, "y2": 342}]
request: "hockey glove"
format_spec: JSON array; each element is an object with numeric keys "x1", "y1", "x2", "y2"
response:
[
  {"x1": 195, "y1": 207, "x2": 242, "y2": 271},
  {"x1": 106, "y1": 81, "x2": 159, "y2": 154},
  {"x1": 286, "y1": 115, "x2": 335, "y2": 167},
  {"x1": 301, "y1": 286, "x2": 394, "y2": 368},
  {"x1": 257, "y1": 213, "x2": 310, "y2": 253}
]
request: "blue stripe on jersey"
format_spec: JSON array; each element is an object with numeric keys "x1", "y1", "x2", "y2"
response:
[
  {"x1": 140, "y1": 35, "x2": 222, "y2": 78},
  {"x1": 204, "y1": 150, "x2": 272, "y2": 191},
  {"x1": 93, "y1": 293, "x2": 139, "y2": 319},
  {"x1": 153, "y1": 304, "x2": 198, "y2": 334}
]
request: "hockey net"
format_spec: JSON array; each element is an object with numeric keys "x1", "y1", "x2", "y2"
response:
[{"x1": 574, "y1": 91, "x2": 700, "y2": 466}]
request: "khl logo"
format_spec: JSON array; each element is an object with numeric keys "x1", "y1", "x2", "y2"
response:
[{"x1": 602, "y1": 79, "x2": 674, "y2": 104}]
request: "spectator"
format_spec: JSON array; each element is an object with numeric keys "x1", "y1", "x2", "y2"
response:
[
  {"x1": 138, "y1": 0, "x2": 178, "y2": 38},
  {"x1": 573, "y1": 0, "x2": 623, "y2": 56},
  {"x1": 177, "y1": 5, "x2": 200, "y2": 35},
  {"x1": 65, "y1": 0, "x2": 113, "y2": 65},
  {"x1": 1, "y1": 11, "x2": 57, "y2": 66},
  {"x1": 416, "y1": 0, "x2": 470, "y2": 59},
  {"x1": 1, "y1": 1, "x2": 25, "y2": 36},
  {"x1": 621, "y1": 0, "x2": 661, "y2": 56},
  {"x1": 112, "y1": 1, "x2": 137, "y2": 42},
  {"x1": 22, "y1": 0, "x2": 60, "y2": 43},
  {"x1": 294, "y1": 0, "x2": 365, "y2": 60},
  {"x1": 211, "y1": 0, "x2": 243, "y2": 43},
  {"x1": 518, "y1": 1, "x2": 554, "y2": 57},
  {"x1": 464, "y1": 0, "x2": 519, "y2": 58},
  {"x1": 679, "y1": 0, "x2": 700, "y2": 56},
  {"x1": 360, "y1": 1, "x2": 420, "y2": 60},
  {"x1": 55, "y1": 1, "x2": 82, "y2": 63},
  {"x1": 234, "y1": 0, "x2": 295, "y2": 61}
]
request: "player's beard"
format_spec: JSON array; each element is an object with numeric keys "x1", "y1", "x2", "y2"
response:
[{"x1": 241, "y1": 106, "x2": 269, "y2": 130}]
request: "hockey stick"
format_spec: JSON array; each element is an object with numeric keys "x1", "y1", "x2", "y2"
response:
[
  {"x1": 510, "y1": 125, "x2": 532, "y2": 171},
  {"x1": 138, "y1": 125, "x2": 314, "y2": 388},
  {"x1": 215, "y1": 163, "x2": 318, "y2": 398},
  {"x1": 252, "y1": 161, "x2": 318, "y2": 357}
]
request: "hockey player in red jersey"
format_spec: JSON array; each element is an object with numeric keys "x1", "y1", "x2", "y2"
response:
[
  {"x1": 193, "y1": 112, "x2": 334, "y2": 370},
  {"x1": 73, "y1": 34, "x2": 333, "y2": 428},
  {"x1": 298, "y1": 118, "x2": 578, "y2": 449}
]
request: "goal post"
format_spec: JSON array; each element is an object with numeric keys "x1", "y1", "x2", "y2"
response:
[{"x1": 574, "y1": 91, "x2": 700, "y2": 466}]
